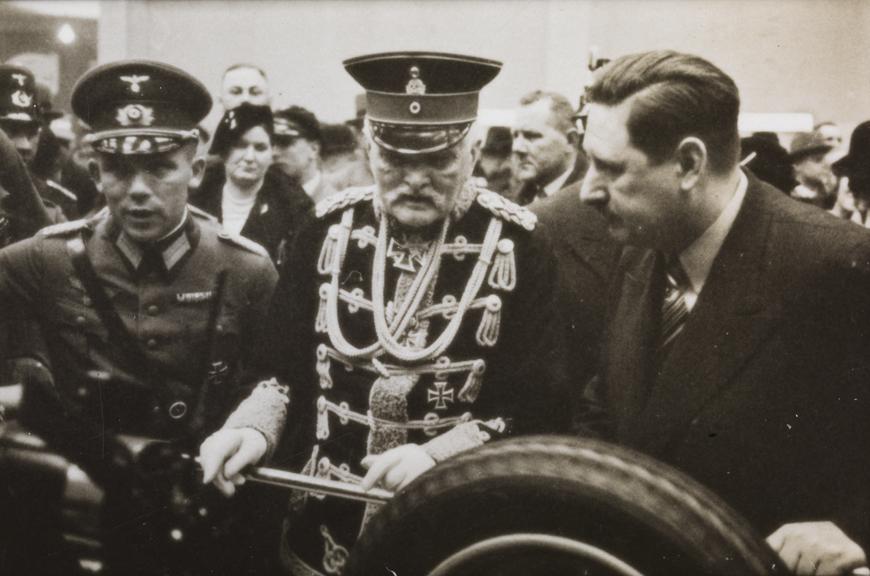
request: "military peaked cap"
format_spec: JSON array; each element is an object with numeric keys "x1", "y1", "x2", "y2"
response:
[
  {"x1": 0, "y1": 64, "x2": 40, "y2": 124},
  {"x1": 343, "y1": 51, "x2": 501, "y2": 154},
  {"x1": 71, "y1": 59, "x2": 211, "y2": 155}
]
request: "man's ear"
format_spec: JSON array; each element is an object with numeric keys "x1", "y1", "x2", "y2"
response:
[
  {"x1": 190, "y1": 154, "x2": 205, "y2": 184},
  {"x1": 675, "y1": 136, "x2": 707, "y2": 191}
]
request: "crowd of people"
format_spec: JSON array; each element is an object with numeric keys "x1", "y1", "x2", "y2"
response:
[{"x1": 0, "y1": 47, "x2": 869, "y2": 576}]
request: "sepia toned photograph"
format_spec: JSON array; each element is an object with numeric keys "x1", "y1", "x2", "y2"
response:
[{"x1": 1, "y1": 1, "x2": 869, "y2": 574}]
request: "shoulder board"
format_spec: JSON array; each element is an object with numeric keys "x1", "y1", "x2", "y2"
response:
[
  {"x1": 475, "y1": 189, "x2": 537, "y2": 231},
  {"x1": 315, "y1": 186, "x2": 374, "y2": 218},
  {"x1": 217, "y1": 229, "x2": 269, "y2": 258},
  {"x1": 46, "y1": 179, "x2": 78, "y2": 202},
  {"x1": 38, "y1": 218, "x2": 91, "y2": 237},
  {"x1": 188, "y1": 204, "x2": 218, "y2": 222}
]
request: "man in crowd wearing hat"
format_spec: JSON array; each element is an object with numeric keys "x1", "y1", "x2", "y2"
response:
[
  {"x1": 577, "y1": 50, "x2": 870, "y2": 575},
  {"x1": 200, "y1": 51, "x2": 569, "y2": 574},
  {"x1": 0, "y1": 59, "x2": 279, "y2": 572},
  {"x1": 739, "y1": 133, "x2": 798, "y2": 194},
  {"x1": 320, "y1": 122, "x2": 374, "y2": 190},
  {"x1": 830, "y1": 120, "x2": 870, "y2": 227},
  {"x1": 0, "y1": 64, "x2": 76, "y2": 221},
  {"x1": 273, "y1": 105, "x2": 338, "y2": 204},
  {"x1": 511, "y1": 90, "x2": 587, "y2": 206},
  {"x1": 472, "y1": 125, "x2": 513, "y2": 194},
  {"x1": 789, "y1": 128, "x2": 838, "y2": 208}
]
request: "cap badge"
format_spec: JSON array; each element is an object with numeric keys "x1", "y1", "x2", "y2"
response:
[
  {"x1": 116, "y1": 104, "x2": 154, "y2": 127},
  {"x1": 11, "y1": 90, "x2": 32, "y2": 108},
  {"x1": 11, "y1": 73, "x2": 27, "y2": 87},
  {"x1": 405, "y1": 65, "x2": 426, "y2": 95},
  {"x1": 120, "y1": 74, "x2": 150, "y2": 94}
]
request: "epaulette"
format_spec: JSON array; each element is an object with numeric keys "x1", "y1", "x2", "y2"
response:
[
  {"x1": 475, "y1": 189, "x2": 537, "y2": 231},
  {"x1": 38, "y1": 218, "x2": 91, "y2": 237},
  {"x1": 315, "y1": 186, "x2": 374, "y2": 218},
  {"x1": 188, "y1": 204, "x2": 218, "y2": 222},
  {"x1": 46, "y1": 179, "x2": 78, "y2": 202},
  {"x1": 217, "y1": 229, "x2": 269, "y2": 258}
]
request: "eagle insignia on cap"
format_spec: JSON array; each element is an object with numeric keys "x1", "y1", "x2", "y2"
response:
[
  {"x1": 405, "y1": 65, "x2": 426, "y2": 95},
  {"x1": 116, "y1": 104, "x2": 154, "y2": 127},
  {"x1": 11, "y1": 73, "x2": 27, "y2": 86},
  {"x1": 11, "y1": 90, "x2": 32, "y2": 108},
  {"x1": 120, "y1": 74, "x2": 150, "y2": 93}
]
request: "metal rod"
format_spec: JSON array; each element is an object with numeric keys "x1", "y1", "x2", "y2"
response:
[{"x1": 246, "y1": 465, "x2": 394, "y2": 504}]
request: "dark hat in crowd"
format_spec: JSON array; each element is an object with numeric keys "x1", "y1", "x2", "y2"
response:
[
  {"x1": 35, "y1": 83, "x2": 63, "y2": 121},
  {"x1": 71, "y1": 59, "x2": 212, "y2": 155},
  {"x1": 320, "y1": 123, "x2": 357, "y2": 158},
  {"x1": 788, "y1": 130, "x2": 832, "y2": 162},
  {"x1": 273, "y1": 105, "x2": 321, "y2": 145},
  {"x1": 209, "y1": 103, "x2": 274, "y2": 156},
  {"x1": 0, "y1": 64, "x2": 40, "y2": 125},
  {"x1": 343, "y1": 51, "x2": 502, "y2": 154},
  {"x1": 481, "y1": 126, "x2": 512, "y2": 156},
  {"x1": 833, "y1": 121, "x2": 870, "y2": 192},
  {"x1": 740, "y1": 134, "x2": 797, "y2": 193}
]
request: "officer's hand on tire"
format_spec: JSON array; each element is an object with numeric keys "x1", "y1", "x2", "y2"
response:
[
  {"x1": 360, "y1": 444, "x2": 435, "y2": 492},
  {"x1": 767, "y1": 521, "x2": 867, "y2": 575},
  {"x1": 199, "y1": 428, "x2": 268, "y2": 497}
]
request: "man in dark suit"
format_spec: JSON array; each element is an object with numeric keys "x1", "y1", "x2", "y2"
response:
[
  {"x1": 532, "y1": 184, "x2": 621, "y2": 429},
  {"x1": 511, "y1": 90, "x2": 587, "y2": 205},
  {"x1": 578, "y1": 50, "x2": 870, "y2": 575}
]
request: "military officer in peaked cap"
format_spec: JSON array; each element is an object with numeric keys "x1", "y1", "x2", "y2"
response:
[
  {"x1": 200, "y1": 52, "x2": 570, "y2": 574},
  {"x1": 0, "y1": 59, "x2": 278, "y2": 440},
  {"x1": 0, "y1": 64, "x2": 79, "y2": 220}
]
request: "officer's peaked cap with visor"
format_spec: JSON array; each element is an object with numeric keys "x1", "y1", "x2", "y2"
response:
[
  {"x1": 71, "y1": 59, "x2": 212, "y2": 155},
  {"x1": 343, "y1": 51, "x2": 502, "y2": 155}
]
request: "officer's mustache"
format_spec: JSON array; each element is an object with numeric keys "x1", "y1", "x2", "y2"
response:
[{"x1": 391, "y1": 184, "x2": 438, "y2": 204}]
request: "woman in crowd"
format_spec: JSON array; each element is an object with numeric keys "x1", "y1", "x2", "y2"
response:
[{"x1": 192, "y1": 103, "x2": 311, "y2": 264}]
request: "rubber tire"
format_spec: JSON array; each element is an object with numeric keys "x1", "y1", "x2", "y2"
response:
[{"x1": 348, "y1": 436, "x2": 784, "y2": 576}]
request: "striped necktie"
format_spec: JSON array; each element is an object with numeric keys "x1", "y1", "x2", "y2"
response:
[{"x1": 658, "y1": 258, "x2": 691, "y2": 360}]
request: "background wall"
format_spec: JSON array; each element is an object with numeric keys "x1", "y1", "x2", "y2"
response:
[{"x1": 97, "y1": 0, "x2": 870, "y2": 133}]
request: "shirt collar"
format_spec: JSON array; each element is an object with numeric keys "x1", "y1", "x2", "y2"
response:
[
  {"x1": 678, "y1": 171, "x2": 748, "y2": 298},
  {"x1": 114, "y1": 208, "x2": 193, "y2": 272},
  {"x1": 543, "y1": 164, "x2": 574, "y2": 197},
  {"x1": 302, "y1": 171, "x2": 322, "y2": 197}
]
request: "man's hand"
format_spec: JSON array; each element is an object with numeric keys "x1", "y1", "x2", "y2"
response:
[
  {"x1": 360, "y1": 444, "x2": 435, "y2": 492},
  {"x1": 767, "y1": 521, "x2": 867, "y2": 575},
  {"x1": 199, "y1": 428, "x2": 268, "y2": 497}
]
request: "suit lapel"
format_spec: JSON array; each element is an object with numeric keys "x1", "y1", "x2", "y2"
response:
[
  {"x1": 631, "y1": 177, "x2": 784, "y2": 453},
  {"x1": 606, "y1": 247, "x2": 662, "y2": 439}
]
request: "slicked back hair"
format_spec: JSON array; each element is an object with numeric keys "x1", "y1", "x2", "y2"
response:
[
  {"x1": 519, "y1": 90, "x2": 576, "y2": 135},
  {"x1": 587, "y1": 50, "x2": 740, "y2": 175}
]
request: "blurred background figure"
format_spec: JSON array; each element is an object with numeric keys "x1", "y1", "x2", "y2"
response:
[
  {"x1": 188, "y1": 124, "x2": 211, "y2": 191},
  {"x1": 320, "y1": 122, "x2": 373, "y2": 191},
  {"x1": 473, "y1": 125, "x2": 513, "y2": 194},
  {"x1": 272, "y1": 105, "x2": 337, "y2": 204},
  {"x1": 191, "y1": 103, "x2": 312, "y2": 264},
  {"x1": 219, "y1": 63, "x2": 271, "y2": 111},
  {"x1": 0, "y1": 64, "x2": 75, "y2": 220},
  {"x1": 789, "y1": 129, "x2": 838, "y2": 209},
  {"x1": 831, "y1": 120, "x2": 870, "y2": 227},
  {"x1": 815, "y1": 121, "x2": 844, "y2": 151},
  {"x1": 511, "y1": 90, "x2": 586, "y2": 206},
  {"x1": 740, "y1": 133, "x2": 797, "y2": 194}
]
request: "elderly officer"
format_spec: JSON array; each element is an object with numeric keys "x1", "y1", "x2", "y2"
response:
[
  {"x1": 0, "y1": 59, "x2": 278, "y2": 440},
  {"x1": 200, "y1": 51, "x2": 569, "y2": 574}
]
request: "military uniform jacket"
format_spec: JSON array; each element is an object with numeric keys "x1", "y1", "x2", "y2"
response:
[
  {"x1": 227, "y1": 185, "x2": 569, "y2": 575},
  {"x1": 0, "y1": 209, "x2": 278, "y2": 440}
]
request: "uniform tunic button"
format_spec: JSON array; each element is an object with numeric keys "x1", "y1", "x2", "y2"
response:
[
  {"x1": 146, "y1": 338, "x2": 158, "y2": 349},
  {"x1": 147, "y1": 305, "x2": 159, "y2": 316},
  {"x1": 75, "y1": 316, "x2": 86, "y2": 326}
]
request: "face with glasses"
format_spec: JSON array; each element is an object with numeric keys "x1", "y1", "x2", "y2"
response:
[{"x1": 272, "y1": 133, "x2": 318, "y2": 181}]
